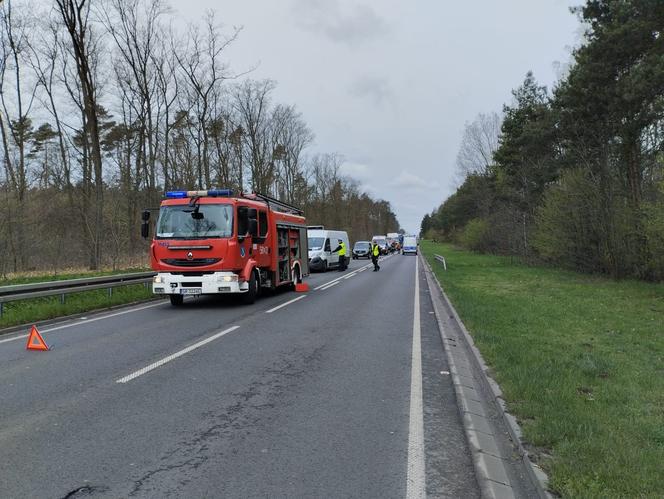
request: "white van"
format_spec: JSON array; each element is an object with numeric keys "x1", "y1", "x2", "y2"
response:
[
  {"x1": 307, "y1": 228, "x2": 350, "y2": 272},
  {"x1": 402, "y1": 236, "x2": 418, "y2": 255}
]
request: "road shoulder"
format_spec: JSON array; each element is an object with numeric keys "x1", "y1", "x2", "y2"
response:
[{"x1": 420, "y1": 254, "x2": 550, "y2": 499}]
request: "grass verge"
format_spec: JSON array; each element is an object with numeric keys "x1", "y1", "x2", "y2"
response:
[
  {"x1": 421, "y1": 241, "x2": 664, "y2": 498},
  {"x1": 0, "y1": 283, "x2": 156, "y2": 330},
  {"x1": 0, "y1": 268, "x2": 149, "y2": 286}
]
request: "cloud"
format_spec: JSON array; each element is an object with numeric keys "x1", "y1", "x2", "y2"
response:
[
  {"x1": 339, "y1": 161, "x2": 372, "y2": 181},
  {"x1": 292, "y1": 0, "x2": 389, "y2": 46},
  {"x1": 348, "y1": 76, "x2": 393, "y2": 106},
  {"x1": 390, "y1": 171, "x2": 440, "y2": 191}
]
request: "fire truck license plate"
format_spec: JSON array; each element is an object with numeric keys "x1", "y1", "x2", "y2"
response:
[{"x1": 180, "y1": 288, "x2": 202, "y2": 295}]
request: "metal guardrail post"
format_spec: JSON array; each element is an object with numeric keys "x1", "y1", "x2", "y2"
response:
[
  {"x1": 434, "y1": 254, "x2": 448, "y2": 271},
  {"x1": 0, "y1": 272, "x2": 156, "y2": 315}
]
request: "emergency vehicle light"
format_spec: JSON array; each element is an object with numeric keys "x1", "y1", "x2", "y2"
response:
[
  {"x1": 165, "y1": 191, "x2": 188, "y2": 198},
  {"x1": 166, "y1": 189, "x2": 233, "y2": 198},
  {"x1": 207, "y1": 189, "x2": 233, "y2": 197}
]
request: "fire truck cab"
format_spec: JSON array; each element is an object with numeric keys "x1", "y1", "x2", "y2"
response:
[{"x1": 142, "y1": 190, "x2": 309, "y2": 306}]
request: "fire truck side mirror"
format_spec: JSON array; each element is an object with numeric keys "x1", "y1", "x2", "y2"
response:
[{"x1": 141, "y1": 210, "x2": 151, "y2": 239}]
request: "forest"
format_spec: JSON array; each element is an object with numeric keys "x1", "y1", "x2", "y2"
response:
[
  {"x1": 0, "y1": 0, "x2": 400, "y2": 275},
  {"x1": 421, "y1": 0, "x2": 664, "y2": 281}
]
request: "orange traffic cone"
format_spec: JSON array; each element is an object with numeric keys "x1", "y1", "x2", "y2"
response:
[
  {"x1": 26, "y1": 325, "x2": 49, "y2": 351},
  {"x1": 295, "y1": 282, "x2": 309, "y2": 292}
]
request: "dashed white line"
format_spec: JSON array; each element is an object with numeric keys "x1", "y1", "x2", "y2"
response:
[
  {"x1": 319, "y1": 281, "x2": 339, "y2": 291},
  {"x1": 116, "y1": 325, "x2": 240, "y2": 383},
  {"x1": 0, "y1": 301, "x2": 166, "y2": 345},
  {"x1": 406, "y1": 256, "x2": 425, "y2": 498},
  {"x1": 313, "y1": 274, "x2": 348, "y2": 290},
  {"x1": 265, "y1": 295, "x2": 306, "y2": 314},
  {"x1": 312, "y1": 263, "x2": 372, "y2": 291}
]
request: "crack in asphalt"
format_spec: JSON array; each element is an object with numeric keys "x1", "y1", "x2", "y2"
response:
[
  {"x1": 60, "y1": 485, "x2": 109, "y2": 498},
  {"x1": 128, "y1": 344, "x2": 326, "y2": 497}
]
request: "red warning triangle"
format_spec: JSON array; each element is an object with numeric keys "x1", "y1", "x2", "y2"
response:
[{"x1": 26, "y1": 325, "x2": 49, "y2": 351}]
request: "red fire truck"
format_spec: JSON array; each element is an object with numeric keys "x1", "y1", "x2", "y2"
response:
[{"x1": 141, "y1": 190, "x2": 309, "y2": 306}]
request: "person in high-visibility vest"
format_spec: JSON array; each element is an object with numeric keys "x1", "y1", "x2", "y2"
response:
[
  {"x1": 371, "y1": 242, "x2": 380, "y2": 272},
  {"x1": 333, "y1": 239, "x2": 347, "y2": 271}
]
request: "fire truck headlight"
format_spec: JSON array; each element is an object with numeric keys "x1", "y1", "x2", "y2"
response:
[
  {"x1": 218, "y1": 275, "x2": 238, "y2": 282},
  {"x1": 153, "y1": 276, "x2": 163, "y2": 284}
]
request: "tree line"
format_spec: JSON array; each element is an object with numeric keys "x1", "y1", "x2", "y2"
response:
[
  {"x1": 0, "y1": 0, "x2": 399, "y2": 275},
  {"x1": 422, "y1": 0, "x2": 664, "y2": 281}
]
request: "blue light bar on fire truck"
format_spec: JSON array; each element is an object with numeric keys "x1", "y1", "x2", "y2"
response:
[{"x1": 165, "y1": 189, "x2": 233, "y2": 198}]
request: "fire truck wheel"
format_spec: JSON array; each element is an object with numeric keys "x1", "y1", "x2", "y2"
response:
[
  {"x1": 242, "y1": 270, "x2": 258, "y2": 305},
  {"x1": 169, "y1": 294, "x2": 184, "y2": 306}
]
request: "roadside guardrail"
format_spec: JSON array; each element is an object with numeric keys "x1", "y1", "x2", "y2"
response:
[
  {"x1": 0, "y1": 272, "x2": 156, "y2": 318},
  {"x1": 434, "y1": 254, "x2": 447, "y2": 270}
]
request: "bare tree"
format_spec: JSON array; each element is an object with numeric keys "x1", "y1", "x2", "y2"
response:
[
  {"x1": 233, "y1": 79, "x2": 276, "y2": 194},
  {"x1": 54, "y1": 0, "x2": 105, "y2": 269},
  {"x1": 272, "y1": 104, "x2": 313, "y2": 204},
  {"x1": 102, "y1": 0, "x2": 169, "y2": 195},
  {"x1": 0, "y1": 0, "x2": 38, "y2": 269},
  {"x1": 26, "y1": 19, "x2": 73, "y2": 192},
  {"x1": 455, "y1": 111, "x2": 501, "y2": 180},
  {"x1": 176, "y1": 13, "x2": 240, "y2": 188}
]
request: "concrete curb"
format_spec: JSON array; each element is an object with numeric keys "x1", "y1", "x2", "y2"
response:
[{"x1": 420, "y1": 254, "x2": 552, "y2": 499}]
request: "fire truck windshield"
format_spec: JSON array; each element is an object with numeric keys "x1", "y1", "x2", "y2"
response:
[{"x1": 156, "y1": 204, "x2": 233, "y2": 239}]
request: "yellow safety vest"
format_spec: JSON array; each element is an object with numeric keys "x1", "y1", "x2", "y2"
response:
[
  {"x1": 372, "y1": 244, "x2": 379, "y2": 256},
  {"x1": 339, "y1": 242, "x2": 346, "y2": 256}
]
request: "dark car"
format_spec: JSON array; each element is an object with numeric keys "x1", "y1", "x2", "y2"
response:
[{"x1": 352, "y1": 241, "x2": 372, "y2": 259}]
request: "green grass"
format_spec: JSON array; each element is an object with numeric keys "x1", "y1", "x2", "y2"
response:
[
  {"x1": 421, "y1": 241, "x2": 664, "y2": 498},
  {"x1": 0, "y1": 281, "x2": 157, "y2": 329}
]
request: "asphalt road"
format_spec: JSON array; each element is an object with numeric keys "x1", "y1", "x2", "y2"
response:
[{"x1": 0, "y1": 254, "x2": 480, "y2": 498}]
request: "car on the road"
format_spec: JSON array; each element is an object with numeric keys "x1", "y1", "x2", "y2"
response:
[
  {"x1": 371, "y1": 236, "x2": 389, "y2": 255},
  {"x1": 308, "y1": 228, "x2": 350, "y2": 271},
  {"x1": 352, "y1": 241, "x2": 372, "y2": 259},
  {"x1": 402, "y1": 236, "x2": 418, "y2": 255}
]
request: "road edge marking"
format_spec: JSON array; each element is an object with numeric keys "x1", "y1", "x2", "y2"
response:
[
  {"x1": 406, "y1": 256, "x2": 426, "y2": 498},
  {"x1": 0, "y1": 301, "x2": 166, "y2": 345}
]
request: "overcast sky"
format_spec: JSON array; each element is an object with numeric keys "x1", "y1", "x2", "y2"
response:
[{"x1": 177, "y1": 0, "x2": 582, "y2": 233}]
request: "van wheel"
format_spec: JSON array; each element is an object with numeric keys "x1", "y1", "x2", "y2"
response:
[
  {"x1": 242, "y1": 270, "x2": 258, "y2": 305},
  {"x1": 170, "y1": 294, "x2": 184, "y2": 306}
]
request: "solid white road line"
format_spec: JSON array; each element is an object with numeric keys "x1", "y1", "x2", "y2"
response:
[
  {"x1": 265, "y1": 295, "x2": 306, "y2": 314},
  {"x1": 116, "y1": 325, "x2": 240, "y2": 384},
  {"x1": 0, "y1": 301, "x2": 166, "y2": 345},
  {"x1": 319, "y1": 281, "x2": 339, "y2": 291},
  {"x1": 406, "y1": 256, "x2": 426, "y2": 498}
]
